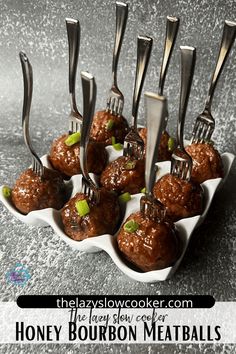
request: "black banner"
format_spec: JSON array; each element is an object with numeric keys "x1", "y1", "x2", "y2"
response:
[{"x1": 17, "y1": 295, "x2": 215, "y2": 309}]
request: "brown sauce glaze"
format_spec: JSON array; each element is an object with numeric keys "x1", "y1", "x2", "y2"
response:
[
  {"x1": 61, "y1": 189, "x2": 121, "y2": 241},
  {"x1": 11, "y1": 167, "x2": 67, "y2": 214},
  {"x1": 117, "y1": 211, "x2": 180, "y2": 272}
]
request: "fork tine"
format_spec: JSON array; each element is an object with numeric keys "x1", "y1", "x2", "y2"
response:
[
  {"x1": 200, "y1": 124, "x2": 208, "y2": 143},
  {"x1": 197, "y1": 120, "x2": 204, "y2": 140},
  {"x1": 191, "y1": 122, "x2": 198, "y2": 143},
  {"x1": 111, "y1": 97, "x2": 116, "y2": 114},
  {"x1": 106, "y1": 96, "x2": 111, "y2": 110},
  {"x1": 118, "y1": 99, "x2": 123, "y2": 116},
  {"x1": 206, "y1": 125, "x2": 213, "y2": 141},
  {"x1": 183, "y1": 162, "x2": 188, "y2": 179},
  {"x1": 114, "y1": 98, "x2": 118, "y2": 115},
  {"x1": 33, "y1": 160, "x2": 36, "y2": 173}
]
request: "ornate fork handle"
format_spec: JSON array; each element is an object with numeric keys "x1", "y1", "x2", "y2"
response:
[
  {"x1": 205, "y1": 20, "x2": 236, "y2": 111},
  {"x1": 178, "y1": 46, "x2": 196, "y2": 149},
  {"x1": 144, "y1": 93, "x2": 167, "y2": 195},
  {"x1": 19, "y1": 51, "x2": 44, "y2": 177},
  {"x1": 159, "y1": 16, "x2": 180, "y2": 95},
  {"x1": 131, "y1": 36, "x2": 153, "y2": 129},
  {"x1": 112, "y1": 1, "x2": 128, "y2": 87},
  {"x1": 140, "y1": 93, "x2": 167, "y2": 221},
  {"x1": 80, "y1": 71, "x2": 97, "y2": 189},
  {"x1": 66, "y1": 18, "x2": 81, "y2": 116}
]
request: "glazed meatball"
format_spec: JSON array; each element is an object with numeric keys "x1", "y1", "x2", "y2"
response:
[
  {"x1": 153, "y1": 174, "x2": 203, "y2": 222},
  {"x1": 117, "y1": 211, "x2": 180, "y2": 272},
  {"x1": 61, "y1": 189, "x2": 120, "y2": 241},
  {"x1": 185, "y1": 142, "x2": 224, "y2": 184},
  {"x1": 100, "y1": 156, "x2": 145, "y2": 195},
  {"x1": 138, "y1": 128, "x2": 174, "y2": 161},
  {"x1": 49, "y1": 134, "x2": 108, "y2": 177},
  {"x1": 11, "y1": 167, "x2": 66, "y2": 214},
  {"x1": 90, "y1": 110, "x2": 129, "y2": 145}
]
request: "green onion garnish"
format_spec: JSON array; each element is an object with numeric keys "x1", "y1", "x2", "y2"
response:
[
  {"x1": 75, "y1": 199, "x2": 90, "y2": 217},
  {"x1": 2, "y1": 186, "x2": 11, "y2": 198},
  {"x1": 167, "y1": 137, "x2": 175, "y2": 151},
  {"x1": 124, "y1": 160, "x2": 136, "y2": 170},
  {"x1": 106, "y1": 119, "x2": 114, "y2": 131},
  {"x1": 65, "y1": 132, "x2": 81, "y2": 146},
  {"x1": 124, "y1": 219, "x2": 139, "y2": 233},
  {"x1": 119, "y1": 192, "x2": 131, "y2": 203},
  {"x1": 140, "y1": 187, "x2": 146, "y2": 194},
  {"x1": 111, "y1": 136, "x2": 123, "y2": 150},
  {"x1": 113, "y1": 143, "x2": 123, "y2": 151}
]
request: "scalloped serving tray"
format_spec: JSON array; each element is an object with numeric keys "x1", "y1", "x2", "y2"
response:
[{"x1": 0, "y1": 146, "x2": 234, "y2": 282}]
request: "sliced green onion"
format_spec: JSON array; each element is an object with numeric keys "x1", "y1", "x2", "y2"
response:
[
  {"x1": 2, "y1": 186, "x2": 11, "y2": 198},
  {"x1": 124, "y1": 160, "x2": 136, "y2": 170},
  {"x1": 167, "y1": 137, "x2": 175, "y2": 151},
  {"x1": 65, "y1": 132, "x2": 81, "y2": 146},
  {"x1": 113, "y1": 143, "x2": 123, "y2": 151},
  {"x1": 124, "y1": 219, "x2": 139, "y2": 233},
  {"x1": 106, "y1": 119, "x2": 114, "y2": 131},
  {"x1": 111, "y1": 136, "x2": 116, "y2": 145},
  {"x1": 140, "y1": 187, "x2": 146, "y2": 194},
  {"x1": 119, "y1": 192, "x2": 131, "y2": 203},
  {"x1": 75, "y1": 199, "x2": 90, "y2": 217}
]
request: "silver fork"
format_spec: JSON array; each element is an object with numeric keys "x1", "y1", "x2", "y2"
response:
[
  {"x1": 123, "y1": 35, "x2": 153, "y2": 159},
  {"x1": 158, "y1": 16, "x2": 179, "y2": 129},
  {"x1": 80, "y1": 71, "x2": 100, "y2": 204},
  {"x1": 106, "y1": 1, "x2": 128, "y2": 116},
  {"x1": 66, "y1": 18, "x2": 83, "y2": 134},
  {"x1": 191, "y1": 20, "x2": 236, "y2": 144},
  {"x1": 171, "y1": 46, "x2": 196, "y2": 181},
  {"x1": 140, "y1": 92, "x2": 167, "y2": 221},
  {"x1": 19, "y1": 51, "x2": 44, "y2": 178}
]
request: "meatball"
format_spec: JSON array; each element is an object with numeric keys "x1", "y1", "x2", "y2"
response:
[
  {"x1": 61, "y1": 188, "x2": 120, "y2": 241},
  {"x1": 138, "y1": 128, "x2": 174, "y2": 161},
  {"x1": 11, "y1": 167, "x2": 66, "y2": 214},
  {"x1": 100, "y1": 156, "x2": 145, "y2": 195},
  {"x1": 153, "y1": 174, "x2": 203, "y2": 222},
  {"x1": 90, "y1": 110, "x2": 129, "y2": 145},
  {"x1": 117, "y1": 211, "x2": 180, "y2": 272},
  {"x1": 185, "y1": 142, "x2": 224, "y2": 184},
  {"x1": 49, "y1": 133, "x2": 108, "y2": 177}
]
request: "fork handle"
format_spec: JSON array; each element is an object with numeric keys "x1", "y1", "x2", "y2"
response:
[
  {"x1": 205, "y1": 20, "x2": 236, "y2": 110},
  {"x1": 66, "y1": 18, "x2": 80, "y2": 115},
  {"x1": 19, "y1": 52, "x2": 44, "y2": 176},
  {"x1": 80, "y1": 71, "x2": 97, "y2": 187},
  {"x1": 145, "y1": 93, "x2": 167, "y2": 195},
  {"x1": 158, "y1": 16, "x2": 180, "y2": 95},
  {"x1": 112, "y1": 2, "x2": 128, "y2": 86},
  {"x1": 178, "y1": 46, "x2": 196, "y2": 149},
  {"x1": 131, "y1": 35, "x2": 153, "y2": 129}
]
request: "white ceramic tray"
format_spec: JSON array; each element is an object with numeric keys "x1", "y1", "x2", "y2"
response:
[{"x1": 0, "y1": 150, "x2": 234, "y2": 282}]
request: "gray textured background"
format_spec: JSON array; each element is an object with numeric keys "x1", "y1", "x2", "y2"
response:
[{"x1": 0, "y1": 0, "x2": 235, "y2": 353}]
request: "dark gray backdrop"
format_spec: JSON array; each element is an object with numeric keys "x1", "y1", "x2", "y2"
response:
[{"x1": 0, "y1": 0, "x2": 235, "y2": 353}]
